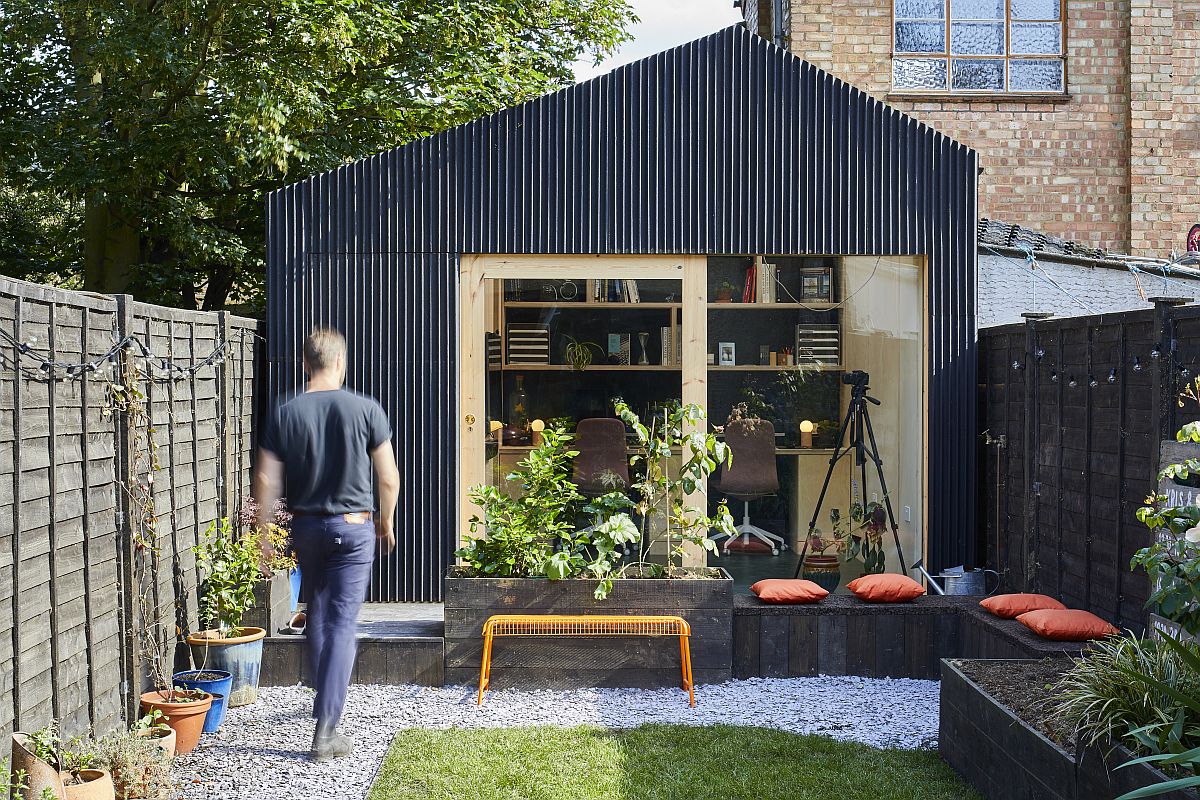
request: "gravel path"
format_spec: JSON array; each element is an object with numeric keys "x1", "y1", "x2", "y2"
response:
[{"x1": 175, "y1": 677, "x2": 941, "y2": 800}]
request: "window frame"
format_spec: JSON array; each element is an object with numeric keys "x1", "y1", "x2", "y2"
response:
[{"x1": 890, "y1": 0, "x2": 1068, "y2": 98}]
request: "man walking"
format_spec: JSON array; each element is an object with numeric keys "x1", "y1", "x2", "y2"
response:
[{"x1": 254, "y1": 327, "x2": 400, "y2": 761}]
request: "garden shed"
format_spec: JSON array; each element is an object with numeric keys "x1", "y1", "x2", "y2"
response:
[{"x1": 266, "y1": 25, "x2": 979, "y2": 602}]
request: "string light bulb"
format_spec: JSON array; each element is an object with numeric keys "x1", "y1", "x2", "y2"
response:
[{"x1": 1108, "y1": 368, "x2": 1117, "y2": 383}]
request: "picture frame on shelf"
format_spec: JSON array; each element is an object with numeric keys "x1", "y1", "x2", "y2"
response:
[
  {"x1": 717, "y1": 342, "x2": 736, "y2": 366},
  {"x1": 799, "y1": 267, "x2": 833, "y2": 303}
]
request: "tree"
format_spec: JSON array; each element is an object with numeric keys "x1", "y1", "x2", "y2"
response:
[{"x1": 0, "y1": 0, "x2": 635, "y2": 309}]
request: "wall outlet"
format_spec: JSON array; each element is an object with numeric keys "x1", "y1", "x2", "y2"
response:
[{"x1": 903, "y1": 505, "x2": 912, "y2": 522}]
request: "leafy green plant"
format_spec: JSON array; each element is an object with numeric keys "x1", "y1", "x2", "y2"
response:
[
  {"x1": 0, "y1": 759, "x2": 30, "y2": 800},
  {"x1": 132, "y1": 709, "x2": 168, "y2": 734},
  {"x1": 613, "y1": 399, "x2": 735, "y2": 577},
  {"x1": 563, "y1": 337, "x2": 604, "y2": 372},
  {"x1": 1134, "y1": 393, "x2": 1200, "y2": 637},
  {"x1": 1109, "y1": 634, "x2": 1200, "y2": 799},
  {"x1": 194, "y1": 517, "x2": 265, "y2": 636},
  {"x1": 805, "y1": 502, "x2": 887, "y2": 573},
  {"x1": 1053, "y1": 634, "x2": 1200, "y2": 751},
  {"x1": 458, "y1": 426, "x2": 583, "y2": 578}
]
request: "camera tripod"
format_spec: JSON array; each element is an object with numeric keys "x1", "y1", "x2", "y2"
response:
[{"x1": 792, "y1": 371, "x2": 908, "y2": 577}]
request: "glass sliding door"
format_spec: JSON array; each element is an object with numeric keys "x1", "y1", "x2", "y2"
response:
[{"x1": 458, "y1": 256, "x2": 707, "y2": 555}]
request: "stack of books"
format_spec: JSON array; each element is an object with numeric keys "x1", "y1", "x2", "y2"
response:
[
  {"x1": 795, "y1": 324, "x2": 840, "y2": 366},
  {"x1": 741, "y1": 258, "x2": 779, "y2": 303},
  {"x1": 506, "y1": 323, "x2": 550, "y2": 364},
  {"x1": 587, "y1": 279, "x2": 641, "y2": 302}
]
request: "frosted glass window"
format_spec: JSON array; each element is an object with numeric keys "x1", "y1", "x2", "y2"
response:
[
  {"x1": 951, "y1": 22, "x2": 1004, "y2": 55},
  {"x1": 892, "y1": 0, "x2": 1065, "y2": 92},
  {"x1": 1012, "y1": 0, "x2": 1060, "y2": 20},
  {"x1": 893, "y1": 58, "x2": 948, "y2": 90},
  {"x1": 950, "y1": 0, "x2": 1003, "y2": 19},
  {"x1": 1011, "y1": 22, "x2": 1062, "y2": 54},
  {"x1": 896, "y1": 21, "x2": 946, "y2": 53},
  {"x1": 1009, "y1": 58, "x2": 1064, "y2": 91},
  {"x1": 895, "y1": 0, "x2": 943, "y2": 18},
  {"x1": 951, "y1": 58, "x2": 1004, "y2": 90}
]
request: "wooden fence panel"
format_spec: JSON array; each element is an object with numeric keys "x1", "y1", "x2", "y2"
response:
[
  {"x1": 979, "y1": 300, "x2": 1197, "y2": 631},
  {"x1": 0, "y1": 276, "x2": 261, "y2": 752}
]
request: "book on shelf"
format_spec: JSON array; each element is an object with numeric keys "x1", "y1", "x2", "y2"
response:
[
  {"x1": 660, "y1": 325, "x2": 671, "y2": 365},
  {"x1": 674, "y1": 323, "x2": 681, "y2": 364},
  {"x1": 758, "y1": 262, "x2": 779, "y2": 304},
  {"x1": 607, "y1": 333, "x2": 631, "y2": 365},
  {"x1": 743, "y1": 260, "x2": 755, "y2": 303},
  {"x1": 506, "y1": 323, "x2": 550, "y2": 364}
]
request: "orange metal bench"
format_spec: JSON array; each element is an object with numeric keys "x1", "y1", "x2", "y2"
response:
[{"x1": 476, "y1": 614, "x2": 696, "y2": 707}]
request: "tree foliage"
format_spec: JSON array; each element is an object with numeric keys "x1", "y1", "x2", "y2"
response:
[{"x1": 0, "y1": 0, "x2": 634, "y2": 308}]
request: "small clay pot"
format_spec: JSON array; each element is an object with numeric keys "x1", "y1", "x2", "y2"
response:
[
  {"x1": 802, "y1": 554, "x2": 842, "y2": 593},
  {"x1": 139, "y1": 690, "x2": 212, "y2": 755},
  {"x1": 135, "y1": 726, "x2": 176, "y2": 759},
  {"x1": 63, "y1": 769, "x2": 115, "y2": 800}
]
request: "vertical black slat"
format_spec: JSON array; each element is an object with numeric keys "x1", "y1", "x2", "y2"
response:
[
  {"x1": 1115, "y1": 321, "x2": 1128, "y2": 624},
  {"x1": 1083, "y1": 323, "x2": 1094, "y2": 609},
  {"x1": 47, "y1": 302, "x2": 61, "y2": 721},
  {"x1": 9, "y1": 297, "x2": 22, "y2": 730},
  {"x1": 80, "y1": 308, "x2": 98, "y2": 730},
  {"x1": 1055, "y1": 327, "x2": 1065, "y2": 600}
]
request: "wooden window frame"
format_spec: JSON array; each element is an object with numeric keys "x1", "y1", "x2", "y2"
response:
[{"x1": 890, "y1": 0, "x2": 1067, "y2": 97}]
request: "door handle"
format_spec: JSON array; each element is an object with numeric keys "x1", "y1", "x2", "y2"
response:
[{"x1": 465, "y1": 414, "x2": 476, "y2": 425}]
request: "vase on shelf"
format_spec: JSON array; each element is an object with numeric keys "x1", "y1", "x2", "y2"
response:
[
  {"x1": 637, "y1": 332, "x2": 650, "y2": 366},
  {"x1": 505, "y1": 374, "x2": 531, "y2": 444}
]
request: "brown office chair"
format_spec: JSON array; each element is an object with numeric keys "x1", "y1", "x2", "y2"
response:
[
  {"x1": 573, "y1": 417, "x2": 629, "y2": 497},
  {"x1": 714, "y1": 419, "x2": 787, "y2": 555}
]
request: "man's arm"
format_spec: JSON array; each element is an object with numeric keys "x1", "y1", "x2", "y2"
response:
[
  {"x1": 371, "y1": 441, "x2": 401, "y2": 555},
  {"x1": 253, "y1": 448, "x2": 285, "y2": 564}
]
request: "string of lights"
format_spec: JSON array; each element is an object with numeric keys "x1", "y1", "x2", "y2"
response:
[
  {"x1": 980, "y1": 243, "x2": 1101, "y2": 315},
  {"x1": 0, "y1": 326, "x2": 240, "y2": 383}
]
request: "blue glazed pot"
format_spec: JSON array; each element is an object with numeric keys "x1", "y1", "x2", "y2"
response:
[
  {"x1": 289, "y1": 567, "x2": 302, "y2": 612},
  {"x1": 173, "y1": 670, "x2": 233, "y2": 732},
  {"x1": 186, "y1": 627, "x2": 266, "y2": 707}
]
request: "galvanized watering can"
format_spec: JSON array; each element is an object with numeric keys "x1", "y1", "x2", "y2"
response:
[{"x1": 936, "y1": 566, "x2": 1000, "y2": 596}]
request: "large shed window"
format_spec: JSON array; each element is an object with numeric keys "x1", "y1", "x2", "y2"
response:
[{"x1": 892, "y1": 0, "x2": 1064, "y2": 94}]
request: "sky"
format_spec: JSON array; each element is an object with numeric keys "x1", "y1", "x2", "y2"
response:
[{"x1": 572, "y1": 0, "x2": 744, "y2": 83}]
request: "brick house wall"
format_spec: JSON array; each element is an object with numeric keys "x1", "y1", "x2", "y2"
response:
[{"x1": 749, "y1": 1, "x2": 1196, "y2": 256}]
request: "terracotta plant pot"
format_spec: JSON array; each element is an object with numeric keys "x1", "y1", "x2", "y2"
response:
[
  {"x1": 139, "y1": 690, "x2": 212, "y2": 755},
  {"x1": 134, "y1": 726, "x2": 176, "y2": 759},
  {"x1": 62, "y1": 769, "x2": 115, "y2": 800},
  {"x1": 11, "y1": 732, "x2": 66, "y2": 800},
  {"x1": 186, "y1": 627, "x2": 266, "y2": 707}
]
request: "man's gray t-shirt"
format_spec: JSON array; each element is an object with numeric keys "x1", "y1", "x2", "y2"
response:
[{"x1": 261, "y1": 389, "x2": 392, "y2": 515}]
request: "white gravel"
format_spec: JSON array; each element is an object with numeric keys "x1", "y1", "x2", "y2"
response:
[{"x1": 175, "y1": 677, "x2": 941, "y2": 800}]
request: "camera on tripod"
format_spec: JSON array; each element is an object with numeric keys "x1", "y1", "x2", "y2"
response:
[{"x1": 841, "y1": 369, "x2": 870, "y2": 388}]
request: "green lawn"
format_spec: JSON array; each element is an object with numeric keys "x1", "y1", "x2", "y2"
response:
[{"x1": 368, "y1": 724, "x2": 979, "y2": 800}]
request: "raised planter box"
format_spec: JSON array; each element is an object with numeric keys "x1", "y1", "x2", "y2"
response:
[
  {"x1": 443, "y1": 570, "x2": 733, "y2": 689},
  {"x1": 940, "y1": 659, "x2": 1199, "y2": 800},
  {"x1": 242, "y1": 571, "x2": 294, "y2": 636}
]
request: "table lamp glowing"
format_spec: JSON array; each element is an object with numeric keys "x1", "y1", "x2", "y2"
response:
[
  {"x1": 530, "y1": 418, "x2": 546, "y2": 446},
  {"x1": 800, "y1": 419, "x2": 815, "y2": 448}
]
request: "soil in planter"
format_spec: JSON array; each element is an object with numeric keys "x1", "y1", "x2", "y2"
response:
[
  {"x1": 186, "y1": 671, "x2": 227, "y2": 681},
  {"x1": 952, "y1": 658, "x2": 1076, "y2": 748}
]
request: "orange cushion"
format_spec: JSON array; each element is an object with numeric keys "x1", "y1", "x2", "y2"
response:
[
  {"x1": 1016, "y1": 609, "x2": 1120, "y2": 641},
  {"x1": 750, "y1": 579, "x2": 829, "y2": 604},
  {"x1": 980, "y1": 593, "x2": 1067, "y2": 619},
  {"x1": 846, "y1": 573, "x2": 925, "y2": 603}
]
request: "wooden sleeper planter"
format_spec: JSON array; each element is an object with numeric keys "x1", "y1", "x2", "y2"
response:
[
  {"x1": 444, "y1": 569, "x2": 733, "y2": 689},
  {"x1": 940, "y1": 659, "x2": 1200, "y2": 800}
]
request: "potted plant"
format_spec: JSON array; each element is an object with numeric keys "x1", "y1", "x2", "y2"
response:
[
  {"x1": 97, "y1": 730, "x2": 174, "y2": 800},
  {"x1": 714, "y1": 280, "x2": 738, "y2": 303},
  {"x1": 12, "y1": 725, "x2": 116, "y2": 800},
  {"x1": 170, "y1": 670, "x2": 233, "y2": 734},
  {"x1": 238, "y1": 497, "x2": 300, "y2": 632},
  {"x1": 448, "y1": 401, "x2": 737, "y2": 688},
  {"x1": 0, "y1": 757, "x2": 35, "y2": 800},
  {"x1": 130, "y1": 711, "x2": 174, "y2": 760},
  {"x1": 800, "y1": 527, "x2": 843, "y2": 593},
  {"x1": 187, "y1": 517, "x2": 290, "y2": 707}
]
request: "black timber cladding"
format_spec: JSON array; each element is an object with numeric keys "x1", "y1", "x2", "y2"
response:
[{"x1": 266, "y1": 25, "x2": 980, "y2": 601}]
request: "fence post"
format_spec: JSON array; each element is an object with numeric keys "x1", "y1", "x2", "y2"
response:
[
  {"x1": 1150, "y1": 297, "x2": 1190, "y2": 479},
  {"x1": 216, "y1": 312, "x2": 234, "y2": 521},
  {"x1": 112, "y1": 295, "x2": 140, "y2": 724},
  {"x1": 1021, "y1": 312, "x2": 1053, "y2": 591}
]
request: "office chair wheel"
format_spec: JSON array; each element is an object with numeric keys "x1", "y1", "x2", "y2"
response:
[{"x1": 771, "y1": 547, "x2": 779, "y2": 556}]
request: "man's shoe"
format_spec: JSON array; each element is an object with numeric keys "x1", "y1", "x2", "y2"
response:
[{"x1": 311, "y1": 732, "x2": 353, "y2": 762}]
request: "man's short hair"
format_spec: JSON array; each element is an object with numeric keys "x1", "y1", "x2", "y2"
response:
[{"x1": 303, "y1": 328, "x2": 346, "y2": 372}]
